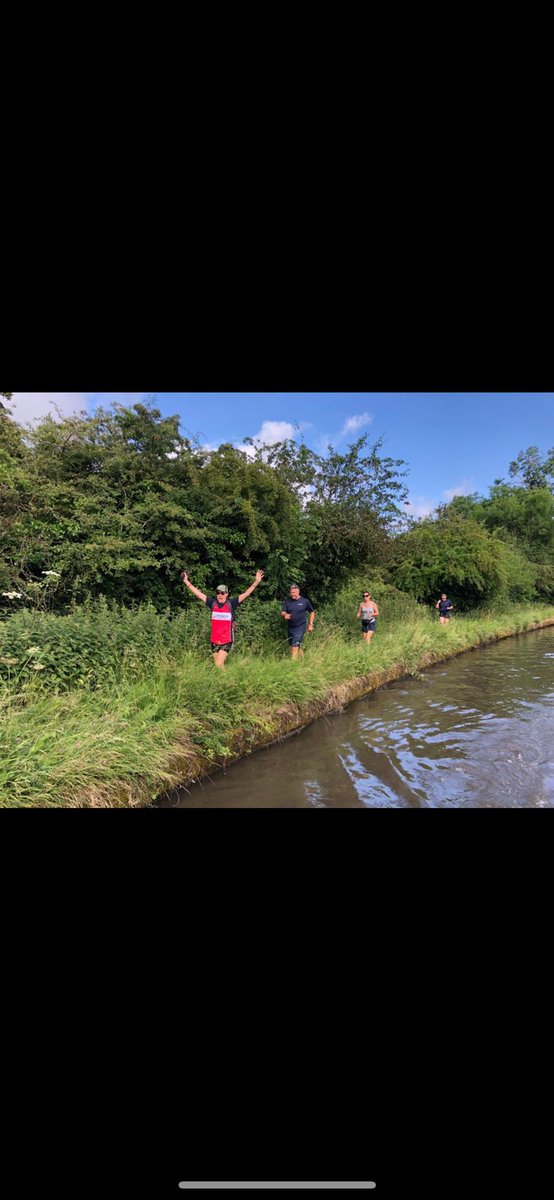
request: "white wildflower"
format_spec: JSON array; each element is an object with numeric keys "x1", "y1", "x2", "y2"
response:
[
  {"x1": 2, "y1": 592, "x2": 24, "y2": 600},
  {"x1": 41, "y1": 571, "x2": 61, "y2": 578},
  {"x1": 32, "y1": 664, "x2": 46, "y2": 671},
  {"x1": 26, "y1": 647, "x2": 41, "y2": 655}
]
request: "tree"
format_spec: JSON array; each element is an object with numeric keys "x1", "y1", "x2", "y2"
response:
[
  {"x1": 447, "y1": 493, "x2": 482, "y2": 519},
  {"x1": 243, "y1": 433, "x2": 318, "y2": 498},
  {"x1": 10, "y1": 400, "x2": 214, "y2": 609},
  {"x1": 508, "y1": 446, "x2": 554, "y2": 491},
  {"x1": 302, "y1": 435, "x2": 409, "y2": 598},
  {"x1": 0, "y1": 402, "x2": 29, "y2": 594},
  {"x1": 480, "y1": 484, "x2": 554, "y2": 564},
  {"x1": 390, "y1": 511, "x2": 537, "y2": 609},
  {"x1": 1, "y1": 398, "x2": 307, "y2": 610},
  {"x1": 195, "y1": 443, "x2": 304, "y2": 596},
  {"x1": 448, "y1": 482, "x2": 554, "y2": 566},
  {"x1": 238, "y1": 432, "x2": 410, "y2": 599}
]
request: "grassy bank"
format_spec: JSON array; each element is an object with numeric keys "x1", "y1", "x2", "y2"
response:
[{"x1": 1, "y1": 602, "x2": 554, "y2": 808}]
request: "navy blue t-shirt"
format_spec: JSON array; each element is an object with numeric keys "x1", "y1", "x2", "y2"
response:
[
  {"x1": 438, "y1": 598, "x2": 453, "y2": 614},
  {"x1": 281, "y1": 596, "x2": 314, "y2": 628}
]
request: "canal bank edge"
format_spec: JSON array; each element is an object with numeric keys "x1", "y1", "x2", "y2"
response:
[{"x1": 154, "y1": 617, "x2": 554, "y2": 809}]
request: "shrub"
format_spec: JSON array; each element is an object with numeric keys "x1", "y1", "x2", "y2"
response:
[
  {"x1": 390, "y1": 515, "x2": 537, "y2": 611},
  {"x1": 318, "y1": 573, "x2": 421, "y2": 639},
  {"x1": 534, "y1": 563, "x2": 554, "y2": 601}
]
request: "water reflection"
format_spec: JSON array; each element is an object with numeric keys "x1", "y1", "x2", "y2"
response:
[{"x1": 165, "y1": 628, "x2": 554, "y2": 808}]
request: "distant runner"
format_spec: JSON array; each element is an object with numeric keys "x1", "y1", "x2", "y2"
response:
[
  {"x1": 356, "y1": 591, "x2": 380, "y2": 643},
  {"x1": 280, "y1": 584, "x2": 315, "y2": 659},
  {"x1": 436, "y1": 593, "x2": 454, "y2": 625},
  {"x1": 181, "y1": 570, "x2": 264, "y2": 668}
]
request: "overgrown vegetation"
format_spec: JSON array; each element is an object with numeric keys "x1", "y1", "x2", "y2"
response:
[
  {"x1": 1, "y1": 602, "x2": 552, "y2": 807},
  {"x1": 1, "y1": 396, "x2": 410, "y2": 609},
  {"x1": 2, "y1": 397, "x2": 552, "y2": 614},
  {"x1": 1, "y1": 394, "x2": 553, "y2": 807}
]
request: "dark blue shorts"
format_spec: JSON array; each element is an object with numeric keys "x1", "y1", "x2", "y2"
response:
[
  {"x1": 211, "y1": 642, "x2": 233, "y2": 653},
  {"x1": 288, "y1": 626, "x2": 306, "y2": 647},
  {"x1": 361, "y1": 619, "x2": 377, "y2": 632}
]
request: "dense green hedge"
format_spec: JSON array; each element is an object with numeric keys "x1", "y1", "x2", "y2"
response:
[{"x1": 0, "y1": 580, "x2": 424, "y2": 695}]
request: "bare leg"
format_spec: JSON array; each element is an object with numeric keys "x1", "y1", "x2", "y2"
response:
[
  {"x1": 213, "y1": 649, "x2": 229, "y2": 669},
  {"x1": 291, "y1": 645, "x2": 300, "y2": 659}
]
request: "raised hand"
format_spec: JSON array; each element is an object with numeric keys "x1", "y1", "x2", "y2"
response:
[
  {"x1": 181, "y1": 571, "x2": 189, "y2": 584},
  {"x1": 255, "y1": 569, "x2": 265, "y2": 584}
]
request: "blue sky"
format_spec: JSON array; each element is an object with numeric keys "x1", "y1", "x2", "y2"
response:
[{"x1": 8, "y1": 392, "x2": 554, "y2": 517}]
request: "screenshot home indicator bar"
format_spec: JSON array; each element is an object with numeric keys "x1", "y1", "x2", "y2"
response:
[{"x1": 178, "y1": 1186, "x2": 376, "y2": 1191}]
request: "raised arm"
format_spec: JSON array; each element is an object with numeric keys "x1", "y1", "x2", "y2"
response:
[
  {"x1": 238, "y1": 569, "x2": 264, "y2": 603},
  {"x1": 180, "y1": 571, "x2": 207, "y2": 603}
]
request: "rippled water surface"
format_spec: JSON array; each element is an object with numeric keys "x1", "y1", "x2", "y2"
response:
[{"x1": 166, "y1": 628, "x2": 554, "y2": 807}]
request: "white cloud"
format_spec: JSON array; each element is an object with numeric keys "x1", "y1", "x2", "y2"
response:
[
  {"x1": 7, "y1": 393, "x2": 89, "y2": 424},
  {"x1": 251, "y1": 420, "x2": 297, "y2": 445},
  {"x1": 442, "y1": 479, "x2": 474, "y2": 501},
  {"x1": 405, "y1": 481, "x2": 475, "y2": 520},
  {"x1": 236, "y1": 420, "x2": 298, "y2": 459},
  {"x1": 191, "y1": 422, "x2": 305, "y2": 459},
  {"x1": 339, "y1": 412, "x2": 373, "y2": 438},
  {"x1": 405, "y1": 495, "x2": 436, "y2": 519},
  {"x1": 7, "y1": 392, "x2": 146, "y2": 425},
  {"x1": 315, "y1": 413, "x2": 374, "y2": 454}
]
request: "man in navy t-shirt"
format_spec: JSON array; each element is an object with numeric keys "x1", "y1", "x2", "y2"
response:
[
  {"x1": 435, "y1": 593, "x2": 454, "y2": 625},
  {"x1": 280, "y1": 583, "x2": 315, "y2": 659}
]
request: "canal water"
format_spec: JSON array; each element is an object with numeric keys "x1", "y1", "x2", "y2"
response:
[{"x1": 165, "y1": 627, "x2": 554, "y2": 808}]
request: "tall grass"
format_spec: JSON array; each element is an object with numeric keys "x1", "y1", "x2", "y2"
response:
[{"x1": 1, "y1": 600, "x2": 553, "y2": 807}]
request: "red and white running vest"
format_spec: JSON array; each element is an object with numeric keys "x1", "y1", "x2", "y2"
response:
[{"x1": 211, "y1": 601, "x2": 234, "y2": 644}]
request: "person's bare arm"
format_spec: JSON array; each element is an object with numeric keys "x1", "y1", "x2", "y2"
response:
[
  {"x1": 371, "y1": 602, "x2": 380, "y2": 616},
  {"x1": 356, "y1": 606, "x2": 362, "y2": 619},
  {"x1": 180, "y1": 571, "x2": 207, "y2": 603},
  {"x1": 307, "y1": 609, "x2": 315, "y2": 632},
  {"x1": 238, "y1": 569, "x2": 264, "y2": 603},
  {"x1": 281, "y1": 607, "x2": 291, "y2": 620}
]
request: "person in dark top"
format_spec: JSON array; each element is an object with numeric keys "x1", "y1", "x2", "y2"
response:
[
  {"x1": 280, "y1": 583, "x2": 315, "y2": 659},
  {"x1": 436, "y1": 593, "x2": 454, "y2": 625},
  {"x1": 181, "y1": 569, "x2": 264, "y2": 668}
]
